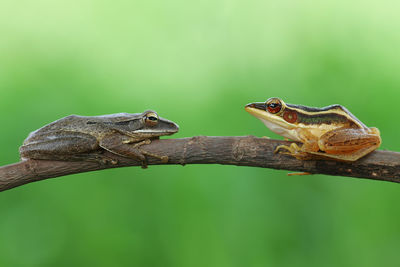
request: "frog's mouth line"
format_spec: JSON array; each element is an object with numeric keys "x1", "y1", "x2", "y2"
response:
[
  {"x1": 134, "y1": 129, "x2": 178, "y2": 134},
  {"x1": 245, "y1": 106, "x2": 295, "y2": 130},
  {"x1": 245, "y1": 106, "x2": 302, "y2": 141}
]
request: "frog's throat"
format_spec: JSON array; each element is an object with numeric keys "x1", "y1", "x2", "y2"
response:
[{"x1": 257, "y1": 117, "x2": 301, "y2": 141}]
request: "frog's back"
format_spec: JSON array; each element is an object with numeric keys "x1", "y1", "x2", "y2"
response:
[
  {"x1": 28, "y1": 115, "x2": 89, "y2": 133},
  {"x1": 23, "y1": 115, "x2": 85, "y2": 143},
  {"x1": 23, "y1": 113, "x2": 139, "y2": 143}
]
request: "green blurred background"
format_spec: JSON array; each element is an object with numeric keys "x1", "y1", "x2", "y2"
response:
[{"x1": 1, "y1": 0, "x2": 399, "y2": 266}]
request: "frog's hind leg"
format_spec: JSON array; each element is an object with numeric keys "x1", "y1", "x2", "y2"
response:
[
  {"x1": 19, "y1": 131, "x2": 116, "y2": 164},
  {"x1": 310, "y1": 128, "x2": 381, "y2": 161},
  {"x1": 308, "y1": 144, "x2": 380, "y2": 161},
  {"x1": 28, "y1": 152, "x2": 118, "y2": 165},
  {"x1": 21, "y1": 131, "x2": 98, "y2": 154}
]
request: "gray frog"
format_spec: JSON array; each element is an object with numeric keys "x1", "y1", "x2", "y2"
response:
[{"x1": 20, "y1": 110, "x2": 179, "y2": 167}]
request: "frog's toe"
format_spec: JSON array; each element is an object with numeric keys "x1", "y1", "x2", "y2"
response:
[
  {"x1": 140, "y1": 159, "x2": 148, "y2": 169},
  {"x1": 144, "y1": 139, "x2": 151, "y2": 145},
  {"x1": 100, "y1": 156, "x2": 118, "y2": 165},
  {"x1": 160, "y1": 155, "x2": 169, "y2": 163},
  {"x1": 274, "y1": 144, "x2": 293, "y2": 154}
]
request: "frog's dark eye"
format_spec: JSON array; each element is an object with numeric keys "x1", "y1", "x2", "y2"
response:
[
  {"x1": 145, "y1": 112, "x2": 159, "y2": 126},
  {"x1": 265, "y1": 98, "x2": 282, "y2": 114},
  {"x1": 148, "y1": 116, "x2": 157, "y2": 121}
]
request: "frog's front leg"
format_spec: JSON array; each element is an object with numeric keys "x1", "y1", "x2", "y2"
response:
[
  {"x1": 99, "y1": 133, "x2": 168, "y2": 168},
  {"x1": 274, "y1": 129, "x2": 319, "y2": 160},
  {"x1": 129, "y1": 139, "x2": 169, "y2": 164},
  {"x1": 274, "y1": 142, "x2": 315, "y2": 160}
]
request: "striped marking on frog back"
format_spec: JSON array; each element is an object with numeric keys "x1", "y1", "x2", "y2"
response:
[{"x1": 283, "y1": 103, "x2": 367, "y2": 129}]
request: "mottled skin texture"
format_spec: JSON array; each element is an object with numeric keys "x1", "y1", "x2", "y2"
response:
[
  {"x1": 20, "y1": 111, "x2": 179, "y2": 167},
  {"x1": 245, "y1": 98, "x2": 381, "y2": 161}
]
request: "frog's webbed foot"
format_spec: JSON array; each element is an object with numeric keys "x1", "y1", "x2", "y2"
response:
[
  {"x1": 131, "y1": 139, "x2": 169, "y2": 168},
  {"x1": 98, "y1": 155, "x2": 119, "y2": 165},
  {"x1": 140, "y1": 150, "x2": 169, "y2": 163},
  {"x1": 274, "y1": 143, "x2": 301, "y2": 155},
  {"x1": 274, "y1": 143, "x2": 310, "y2": 160}
]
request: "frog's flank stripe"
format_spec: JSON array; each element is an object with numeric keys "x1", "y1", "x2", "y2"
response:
[
  {"x1": 286, "y1": 103, "x2": 366, "y2": 128},
  {"x1": 86, "y1": 121, "x2": 131, "y2": 125},
  {"x1": 287, "y1": 103, "x2": 343, "y2": 113},
  {"x1": 294, "y1": 112, "x2": 349, "y2": 125}
]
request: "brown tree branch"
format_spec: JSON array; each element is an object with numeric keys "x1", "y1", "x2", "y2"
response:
[{"x1": 0, "y1": 136, "x2": 399, "y2": 192}]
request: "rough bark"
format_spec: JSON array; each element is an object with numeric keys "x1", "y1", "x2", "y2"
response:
[{"x1": 1, "y1": 136, "x2": 399, "y2": 192}]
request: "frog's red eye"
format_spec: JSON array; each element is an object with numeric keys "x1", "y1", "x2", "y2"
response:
[{"x1": 266, "y1": 98, "x2": 282, "y2": 114}]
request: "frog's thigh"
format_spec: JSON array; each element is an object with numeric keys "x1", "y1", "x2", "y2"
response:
[
  {"x1": 319, "y1": 128, "x2": 380, "y2": 153},
  {"x1": 22, "y1": 131, "x2": 98, "y2": 156},
  {"x1": 311, "y1": 128, "x2": 380, "y2": 161}
]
